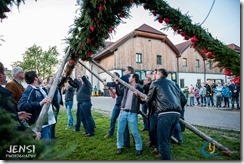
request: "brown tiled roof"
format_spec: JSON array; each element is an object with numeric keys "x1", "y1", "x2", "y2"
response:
[
  {"x1": 227, "y1": 43, "x2": 240, "y2": 53},
  {"x1": 94, "y1": 24, "x2": 178, "y2": 59},
  {"x1": 135, "y1": 24, "x2": 166, "y2": 36},
  {"x1": 175, "y1": 41, "x2": 207, "y2": 59},
  {"x1": 175, "y1": 41, "x2": 192, "y2": 54}
]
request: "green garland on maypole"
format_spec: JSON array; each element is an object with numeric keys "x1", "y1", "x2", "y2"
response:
[{"x1": 66, "y1": 0, "x2": 240, "y2": 80}]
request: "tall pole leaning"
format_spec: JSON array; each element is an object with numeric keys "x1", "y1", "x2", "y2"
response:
[
  {"x1": 34, "y1": 47, "x2": 70, "y2": 133},
  {"x1": 90, "y1": 59, "x2": 233, "y2": 156},
  {"x1": 78, "y1": 60, "x2": 148, "y2": 120}
]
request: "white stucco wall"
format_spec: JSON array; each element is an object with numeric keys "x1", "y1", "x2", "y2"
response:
[{"x1": 178, "y1": 72, "x2": 228, "y2": 88}]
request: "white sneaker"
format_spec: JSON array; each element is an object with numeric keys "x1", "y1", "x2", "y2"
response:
[{"x1": 65, "y1": 126, "x2": 72, "y2": 130}]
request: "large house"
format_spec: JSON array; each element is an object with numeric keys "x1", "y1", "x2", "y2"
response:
[{"x1": 75, "y1": 24, "x2": 238, "y2": 92}]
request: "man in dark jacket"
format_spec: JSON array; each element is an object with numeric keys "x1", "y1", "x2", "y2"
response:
[
  {"x1": 141, "y1": 76, "x2": 152, "y2": 131},
  {"x1": 229, "y1": 80, "x2": 240, "y2": 109},
  {"x1": 63, "y1": 82, "x2": 75, "y2": 129},
  {"x1": 18, "y1": 71, "x2": 52, "y2": 144},
  {"x1": 69, "y1": 75, "x2": 95, "y2": 137},
  {"x1": 116, "y1": 73, "x2": 143, "y2": 156},
  {"x1": 146, "y1": 68, "x2": 183, "y2": 160},
  {"x1": 206, "y1": 81, "x2": 215, "y2": 107}
]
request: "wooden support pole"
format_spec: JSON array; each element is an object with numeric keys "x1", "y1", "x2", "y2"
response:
[
  {"x1": 90, "y1": 60, "x2": 147, "y2": 98},
  {"x1": 89, "y1": 60, "x2": 148, "y2": 119},
  {"x1": 182, "y1": 120, "x2": 233, "y2": 156},
  {"x1": 78, "y1": 60, "x2": 119, "y2": 99},
  {"x1": 34, "y1": 47, "x2": 70, "y2": 132},
  {"x1": 90, "y1": 59, "x2": 233, "y2": 156},
  {"x1": 78, "y1": 60, "x2": 104, "y2": 82}
]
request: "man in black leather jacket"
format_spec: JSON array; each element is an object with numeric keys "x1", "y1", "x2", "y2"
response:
[{"x1": 146, "y1": 68, "x2": 185, "y2": 160}]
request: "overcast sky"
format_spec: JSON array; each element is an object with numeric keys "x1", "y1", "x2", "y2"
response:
[{"x1": 0, "y1": 0, "x2": 241, "y2": 70}]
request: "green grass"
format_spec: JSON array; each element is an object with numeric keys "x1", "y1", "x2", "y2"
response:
[{"x1": 50, "y1": 107, "x2": 240, "y2": 160}]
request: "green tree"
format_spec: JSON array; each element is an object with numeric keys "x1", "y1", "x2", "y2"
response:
[{"x1": 12, "y1": 44, "x2": 59, "y2": 80}]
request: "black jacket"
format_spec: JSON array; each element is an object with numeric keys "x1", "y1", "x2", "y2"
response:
[
  {"x1": 206, "y1": 84, "x2": 215, "y2": 97},
  {"x1": 0, "y1": 86, "x2": 26, "y2": 131},
  {"x1": 121, "y1": 85, "x2": 143, "y2": 114},
  {"x1": 18, "y1": 85, "x2": 46, "y2": 125},
  {"x1": 69, "y1": 76, "x2": 92, "y2": 103},
  {"x1": 143, "y1": 82, "x2": 151, "y2": 95},
  {"x1": 229, "y1": 83, "x2": 240, "y2": 97},
  {"x1": 64, "y1": 86, "x2": 75, "y2": 102},
  {"x1": 146, "y1": 77, "x2": 183, "y2": 114}
]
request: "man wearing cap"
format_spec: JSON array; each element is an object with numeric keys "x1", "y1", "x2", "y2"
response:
[{"x1": 5, "y1": 66, "x2": 25, "y2": 103}]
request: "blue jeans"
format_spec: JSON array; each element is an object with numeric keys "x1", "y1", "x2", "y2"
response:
[
  {"x1": 75, "y1": 103, "x2": 86, "y2": 131},
  {"x1": 157, "y1": 112, "x2": 180, "y2": 160},
  {"x1": 149, "y1": 111, "x2": 158, "y2": 148},
  {"x1": 189, "y1": 97, "x2": 194, "y2": 106},
  {"x1": 41, "y1": 125, "x2": 51, "y2": 144},
  {"x1": 108, "y1": 105, "x2": 130, "y2": 146},
  {"x1": 117, "y1": 111, "x2": 142, "y2": 150},
  {"x1": 207, "y1": 96, "x2": 214, "y2": 106},
  {"x1": 173, "y1": 123, "x2": 182, "y2": 142},
  {"x1": 65, "y1": 101, "x2": 74, "y2": 126},
  {"x1": 141, "y1": 103, "x2": 149, "y2": 130},
  {"x1": 216, "y1": 95, "x2": 222, "y2": 107},
  {"x1": 231, "y1": 96, "x2": 240, "y2": 108},
  {"x1": 80, "y1": 101, "x2": 95, "y2": 135},
  {"x1": 200, "y1": 95, "x2": 206, "y2": 105}
]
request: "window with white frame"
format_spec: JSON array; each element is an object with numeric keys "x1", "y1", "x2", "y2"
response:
[
  {"x1": 183, "y1": 58, "x2": 187, "y2": 67},
  {"x1": 136, "y1": 53, "x2": 142, "y2": 63}
]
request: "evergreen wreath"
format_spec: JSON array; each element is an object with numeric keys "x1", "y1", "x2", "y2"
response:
[{"x1": 66, "y1": 0, "x2": 240, "y2": 81}]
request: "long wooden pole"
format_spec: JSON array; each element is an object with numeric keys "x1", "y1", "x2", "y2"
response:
[
  {"x1": 78, "y1": 60, "x2": 149, "y2": 119},
  {"x1": 78, "y1": 60, "x2": 104, "y2": 82},
  {"x1": 183, "y1": 120, "x2": 233, "y2": 156},
  {"x1": 90, "y1": 60, "x2": 147, "y2": 98},
  {"x1": 34, "y1": 47, "x2": 70, "y2": 132},
  {"x1": 90, "y1": 59, "x2": 233, "y2": 156}
]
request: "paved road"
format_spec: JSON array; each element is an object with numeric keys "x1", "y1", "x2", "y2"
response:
[{"x1": 72, "y1": 96, "x2": 240, "y2": 132}]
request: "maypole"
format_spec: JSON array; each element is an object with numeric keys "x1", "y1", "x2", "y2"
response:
[{"x1": 34, "y1": 47, "x2": 70, "y2": 132}]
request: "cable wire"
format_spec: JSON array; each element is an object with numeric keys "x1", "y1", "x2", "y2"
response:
[{"x1": 200, "y1": 0, "x2": 216, "y2": 25}]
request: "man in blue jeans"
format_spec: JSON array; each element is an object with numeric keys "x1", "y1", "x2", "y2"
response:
[
  {"x1": 63, "y1": 82, "x2": 75, "y2": 129},
  {"x1": 103, "y1": 67, "x2": 135, "y2": 147},
  {"x1": 69, "y1": 75, "x2": 95, "y2": 137},
  {"x1": 116, "y1": 73, "x2": 143, "y2": 156},
  {"x1": 145, "y1": 69, "x2": 186, "y2": 160}
]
